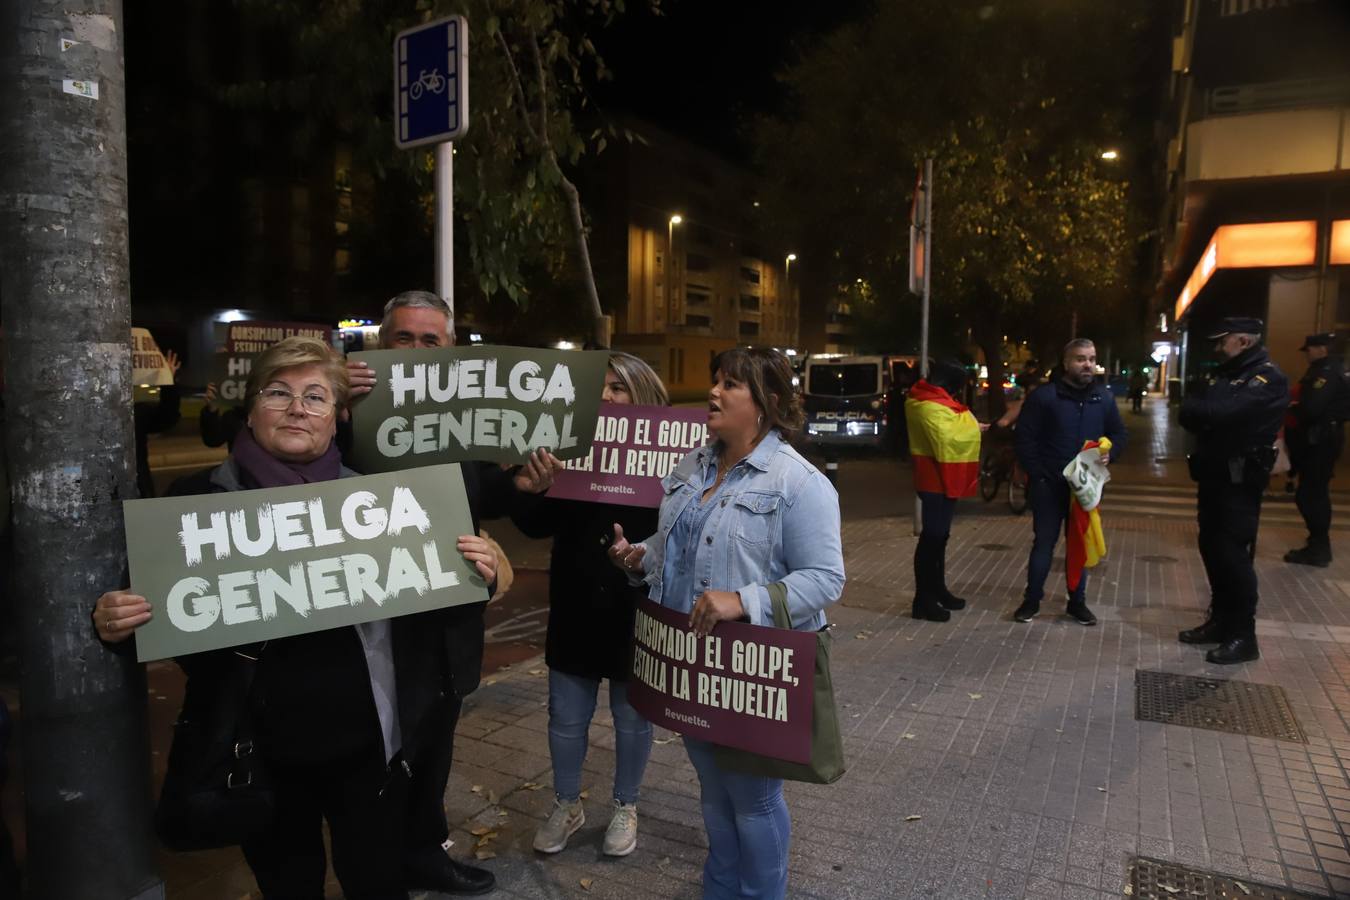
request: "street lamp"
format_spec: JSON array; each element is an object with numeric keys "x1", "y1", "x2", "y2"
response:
[
  {"x1": 1100, "y1": 149, "x2": 1120, "y2": 161},
  {"x1": 668, "y1": 214, "x2": 683, "y2": 313}
]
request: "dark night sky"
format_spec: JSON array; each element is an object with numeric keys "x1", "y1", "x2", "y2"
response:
[{"x1": 590, "y1": 0, "x2": 871, "y2": 163}]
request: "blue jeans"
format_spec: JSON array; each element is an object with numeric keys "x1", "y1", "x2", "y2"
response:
[
  {"x1": 1024, "y1": 477, "x2": 1087, "y2": 605},
  {"x1": 684, "y1": 738, "x2": 790, "y2": 900},
  {"x1": 548, "y1": 670, "x2": 652, "y2": 805}
]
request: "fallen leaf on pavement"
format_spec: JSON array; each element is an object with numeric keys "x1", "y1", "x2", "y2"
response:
[
  {"x1": 903, "y1": 733, "x2": 917, "y2": 740},
  {"x1": 905, "y1": 815, "x2": 921, "y2": 822},
  {"x1": 654, "y1": 736, "x2": 678, "y2": 745},
  {"x1": 1233, "y1": 882, "x2": 1251, "y2": 896},
  {"x1": 580, "y1": 789, "x2": 590, "y2": 799},
  {"x1": 522, "y1": 782, "x2": 543, "y2": 791},
  {"x1": 474, "y1": 850, "x2": 496, "y2": 860},
  {"x1": 580, "y1": 878, "x2": 594, "y2": 891},
  {"x1": 1096, "y1": 787, "x2": 1107, "y2": 793},
  {"x1": 1123, "y1": 885, "x2": 1133, "y2": 896},
  {"x1": 855, "y1": 631, "x2": 872, "y2": 640},
  {"x1": 470, "y1": 785, "x2": 483, "y2": 794},
  {"x1": 529, "y1": 668, "x2": 546, "y2": 676},
  {"x1": 470, "y1": 826, "x2": 493, "y2": 836},
  {"x1": 968, "y1": 693, "x2": 983, "y2": 700},
  {"x1": 486, "y1": 790, "x2": 499, "y2": 805}
]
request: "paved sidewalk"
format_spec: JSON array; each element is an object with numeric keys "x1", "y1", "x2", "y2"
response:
[
  {"x1": 11, "y1": 398, "x2": 1350, "y2": 899},
  {"x1": 431, "y1": 501, "x2": 1350, "y2": 900},
  {"x1": 423, "y1": 401, "x2": 1350, "y2": 900}
]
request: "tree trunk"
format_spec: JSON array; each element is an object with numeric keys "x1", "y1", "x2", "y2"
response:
[
  {"x1": 971, "y1": 310, "x2": 1007, "y2": 423},
  {"x1": 0, "y1": 3, "x2": 163, "y2": 898},
  {"x1": 554, "y1": 161, "x2": 608, "y2": 348}
]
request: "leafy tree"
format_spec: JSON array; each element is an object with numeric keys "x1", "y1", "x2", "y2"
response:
[
  {"x1": 756, "y1": 0, "x2": 1157, "y2": 412},
  {"x1": 138, "y1": 0, "x2": 640, "y2": 336}
]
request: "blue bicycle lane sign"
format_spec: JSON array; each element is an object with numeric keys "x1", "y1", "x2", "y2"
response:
[{"x1": 394, "y1": 15, "x2": 469, "y2": 149}]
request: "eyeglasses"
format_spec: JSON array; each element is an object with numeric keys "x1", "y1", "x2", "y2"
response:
[{"x1": 256, "y1": 387, "x2": 335, "y2": 416}]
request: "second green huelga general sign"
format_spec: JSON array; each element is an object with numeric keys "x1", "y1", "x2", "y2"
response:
[{"x1": 347, "y1": 346, "x2": 610, "y2": 471}]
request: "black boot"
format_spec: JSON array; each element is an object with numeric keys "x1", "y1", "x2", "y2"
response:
[
  {"x1": 911, "y1": 536, "x2": 950, "y2": 622},
  {"x1": 1285, "y1": 542, "x2": 1332, "y2": 567},
  {"x1": 936, "y1": 535, "x2": 966, "y2": 610},
  {"x1": 1207, "y1": 634, "x2": 1259, "y2": 665},
  {"x1": 1179, "y1": 617, "x2": 1225, "y2": 644},
  {"x1": 404, "y1": 846, "x2": 497, "y2": 895}
]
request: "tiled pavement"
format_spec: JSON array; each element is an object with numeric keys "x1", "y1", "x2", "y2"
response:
[
  {"x1": 14, "y1": 400, "x2": 1350, "y2": 899},
  {"x1": 427, "y1": 404, "x2": 1350, "y2": 900}
]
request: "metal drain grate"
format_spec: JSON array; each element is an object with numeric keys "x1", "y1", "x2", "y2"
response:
[
  {"x1": 1129, "y1": 856, "x2": 1330, "y2": 899},
  {"x1": 977, "y1": 543, "x2": 1013, "y2": 551},
  {"x1": 1135, "y1": 671, "x2": 1306, "y2": 743},
  {"x1": 1138, "y1": 555, "x2": 1178, "y2": 564}
]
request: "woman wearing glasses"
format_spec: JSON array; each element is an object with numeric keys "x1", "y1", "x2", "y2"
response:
[{"x1": 93, "y1": 336, "x2": 496, "y2": 899}]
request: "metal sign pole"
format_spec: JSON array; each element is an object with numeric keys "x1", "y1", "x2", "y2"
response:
[
  {"x1": 435, "y1": 141, "x2": 454, "y2": 322},
  {"x1": 914, "y1": 158, "x2": 934, "y2": 536}
]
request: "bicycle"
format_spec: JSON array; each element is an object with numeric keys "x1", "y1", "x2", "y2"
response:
[
  {"x1": 978, "y1": 426, "x2": 1029, "y2": 515},
  {"x1": 409, "y1": 68, "x2": 446, "y2": 101}
]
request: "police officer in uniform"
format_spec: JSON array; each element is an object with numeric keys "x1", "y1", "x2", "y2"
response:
[
  {"x1": 1178, "y1": 317, "x2": 1289, "y2": 664},
  {"x1": 1285, "y1": 332, "x2": 1349, "y2": 567}
]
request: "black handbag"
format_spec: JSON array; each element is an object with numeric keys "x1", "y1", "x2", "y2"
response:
[{"x1": 155, "y1": 646, "x2": 274, "y2": 851}]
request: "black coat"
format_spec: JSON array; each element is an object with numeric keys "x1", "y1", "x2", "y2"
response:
[
  {"x1": 1180, "y1": 345, "x2": 1289, "y2": 466},
  {"x1": 511, "y1": 494, "x2": 656, "y2": 681},
  {"x1": 1015, "y1": 379, "x2": 1127, "y2": 483}
]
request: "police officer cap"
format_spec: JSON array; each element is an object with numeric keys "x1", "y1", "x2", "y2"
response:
[
  {"x1": 1205, "y1": 317, "x2": 1264, "y2": 340},
  {"x1": 1298, "y1": 332, "x2": 1335, "y2": 350}
]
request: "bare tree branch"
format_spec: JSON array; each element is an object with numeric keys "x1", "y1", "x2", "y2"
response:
[
  {"x1": 494, "y1": 29, "x2": 541, "y2": 147},
  {"x1": 527, "y1": 25, "x2": 550, "y2": 149}
]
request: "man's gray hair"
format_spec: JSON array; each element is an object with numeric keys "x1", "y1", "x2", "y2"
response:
[
  {"x1": 1062, "y1": 338, "x2": 1096, "y2": 359},
  {"x1": 379, "y1": 290, "x2": 452, "y2": 344}
]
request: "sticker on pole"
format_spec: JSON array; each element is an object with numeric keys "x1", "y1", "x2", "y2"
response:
[{"x1": 394, "y1": 15, "x2": 469, "y2": 149}]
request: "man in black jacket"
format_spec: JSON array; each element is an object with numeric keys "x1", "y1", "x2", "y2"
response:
[
  {"x1": 1178, "y1": 317, "x2": 1289, "y2": 664},
  {"x1": 347, "y1": 291, "x2": 554, "y2": 896},
  {"x1": 1284, "y1": 332, "x2": 1348, "y2": 567},
  {"x1": 1013, "y1": 339, "x2": 1127, "y2": 626}
]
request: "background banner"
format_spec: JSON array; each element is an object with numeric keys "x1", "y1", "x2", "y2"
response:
[
  {"x1": 548, "y1": 403, "x2": 709, "y2": 507},
  {"x1": 131, "y1": 327, "x2": 174, "y2": 386},
  {"x1": 627, "y1": 599, "x2": 817, "y2": 763},
  {"x1": 125, "y1": 464, "x2": 482, "y2": 661},
  {"x1": 347, "y1": 346, "x2": 609, "y2": 469},
  {"x1": 212, "y1": 320, "x2": 337, "y2": 407}
]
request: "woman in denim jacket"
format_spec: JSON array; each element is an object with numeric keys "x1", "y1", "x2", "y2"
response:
[{"x1": 609, "y1": 347, "x2": 845, "y2": 899}]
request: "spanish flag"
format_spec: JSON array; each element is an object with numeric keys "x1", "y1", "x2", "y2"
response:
[
  {"x1": 1065, "y1": 438, "x2": 1111, "y2": 592},
  {"x1": 905, "y1": 381, "x2": 982, "y2": 498}
]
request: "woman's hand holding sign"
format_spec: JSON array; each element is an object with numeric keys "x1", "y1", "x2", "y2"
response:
[
  {"x1": 690, "y1": 590, "x2": 746, "y2": 638},
  {"x1": 512, "y1": 448, "x2": 562, "y2": 494},
  {"x1": 607, "y1": 523, "x2": 647, "y2": 575},
  {"x1": 457, "y1": 534, "x2": 499, "y2": 584},
  {"x1": 94, "y1": 590, "x2": 153, "y2": 643}
]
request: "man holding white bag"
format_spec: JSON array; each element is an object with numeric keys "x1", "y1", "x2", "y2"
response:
[{"x1": 1013, "y1": 339, "x2": 1127, "y2": 625}]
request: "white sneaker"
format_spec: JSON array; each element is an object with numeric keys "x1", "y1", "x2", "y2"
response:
[
  {"x1": 602, "y1": 801, "x2": 638, "y2": 857},
  {"x1": 533, "y1": 797, "x2": 585, "y2": 854}
]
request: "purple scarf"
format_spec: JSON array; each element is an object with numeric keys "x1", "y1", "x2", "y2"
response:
[{"x1": 232, "y1": 426, "x2": 342, "y2": 489}]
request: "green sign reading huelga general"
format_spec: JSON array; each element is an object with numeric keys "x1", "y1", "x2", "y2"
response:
[
  {"x1": 347, "y1": 346, "x2": 610, "y2": 471},
  {"x1": 125, "y1": 464, "x2": 483, "y2": 662}
]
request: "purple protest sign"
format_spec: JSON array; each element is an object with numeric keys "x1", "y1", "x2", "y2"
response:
[
  {"x1": 627, "y1": 599, "x2": 817, "y2": 763},
  {"x1": 547, "y1": 403, "x2": 709, "y2": 508}
]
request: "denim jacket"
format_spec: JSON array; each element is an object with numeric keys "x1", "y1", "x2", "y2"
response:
[{"x1": 638, "y1": 430, "x2": 845, "y2": 631}]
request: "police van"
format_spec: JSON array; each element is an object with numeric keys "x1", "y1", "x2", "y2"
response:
[{"x1": 802, "y1": 354, "x2": 918, "y2": 449}]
